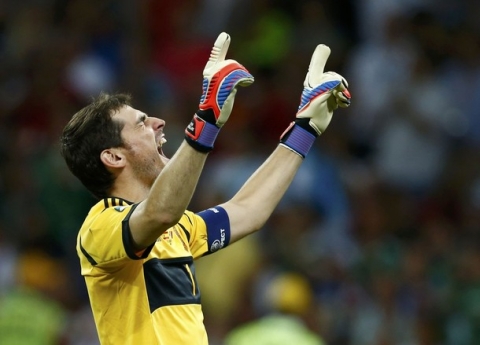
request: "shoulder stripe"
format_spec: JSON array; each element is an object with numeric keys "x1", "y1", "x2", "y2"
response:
[
  {"x1": 178, "y1": 223, "x2": 191, "y2": 242},
  {"x1": 79, "y1": 237, "x2": 98, "y2": 266},
  {"x1": 184, "y1": 212, "x2": 193, "y2": 225},
  {"x1": 102, "y1": 197, "x2": 134, "y2": 209}
]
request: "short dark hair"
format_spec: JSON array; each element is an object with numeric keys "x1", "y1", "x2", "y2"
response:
[{"x1": 60, "y1": 92, "x2": 132, "y2": 199}]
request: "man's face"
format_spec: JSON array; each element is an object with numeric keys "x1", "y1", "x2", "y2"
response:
[{"x1": 114, "y1": 105, "x2": 169, "y2": 185}]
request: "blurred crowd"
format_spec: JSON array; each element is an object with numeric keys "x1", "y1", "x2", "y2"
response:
[{"x1": 0, "y1": 0, "x2": 480, "y2": 344}]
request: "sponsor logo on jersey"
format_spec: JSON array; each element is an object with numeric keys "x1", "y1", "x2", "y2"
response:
[{"x1": 114, "y1": 206, "x2": 127, "y2": 212}]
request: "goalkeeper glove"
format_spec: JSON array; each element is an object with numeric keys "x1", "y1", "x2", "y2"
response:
[
  {"x1": 280, "y1": 44, "x2": 351, "y2": 158},
  {"x1": 185, "y1": 32, "x2": 254, "y2": 152}
]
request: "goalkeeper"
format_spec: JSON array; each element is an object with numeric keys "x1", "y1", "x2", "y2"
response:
[{"x1": 60, "y1": 32, "x2": 350, "y2": 345}]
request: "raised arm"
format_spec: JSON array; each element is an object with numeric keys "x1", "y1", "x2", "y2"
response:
[
  {"x1": 129, "y1": 33, "x2": 254, "y2": 250},
  {"x1": 221, "y1": 44, "x2": 351, "y2": 243}
]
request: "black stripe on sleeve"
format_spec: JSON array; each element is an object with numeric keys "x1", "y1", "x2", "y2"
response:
[
  {"x1": 178, "y1": 223, "x2": 191, "y2": 243},
  {"x1": 184, "y1": 212, "x2": 193, "y2": 225},
  {"x1": 121, "y1": 203, "x2": 155, "y2": 260},
  {"x1": 79, "y1": 237, "x2": 98, "y2": 266}
]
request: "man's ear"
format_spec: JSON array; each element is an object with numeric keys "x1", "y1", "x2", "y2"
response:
[{"x1": 100, "y1": 148, "x2": 126, "y2": 169}]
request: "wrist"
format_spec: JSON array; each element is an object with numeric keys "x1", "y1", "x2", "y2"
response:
[
  {"x1": 279, "y1": 119, "x2": 317, "y2": 158},
  {"x1": 293, "y1": 118, "x2": 319, "y2": 137},
  {"x1": 184, "y1": 112, "x2": 220, "y2": 152}
]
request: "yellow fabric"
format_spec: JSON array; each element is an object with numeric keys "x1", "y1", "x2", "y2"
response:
[{"x1": 77, "y1": 198, "x2": 210, "y2": 345}]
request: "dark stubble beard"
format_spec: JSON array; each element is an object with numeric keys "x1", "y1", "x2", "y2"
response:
[
  {"x1": 132, "y1": 154, "x2": 164, "y2": 187},
  {"x1": 122, "y1": 137, "x2": 165, "y2": 187}
]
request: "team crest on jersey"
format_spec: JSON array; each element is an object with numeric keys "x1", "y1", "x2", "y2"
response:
[
  {"x1": 114, "y1": 206, "x2": 127, "y2": 212},
  {"x1": 160, "y1": 229, "x2": 174, "y2": 245}
]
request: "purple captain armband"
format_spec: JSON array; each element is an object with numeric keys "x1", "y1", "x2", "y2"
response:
[{"x1": 196, "y1": 206, "x2": 231, "y2": 254}]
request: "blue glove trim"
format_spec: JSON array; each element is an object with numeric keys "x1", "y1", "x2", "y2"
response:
[
  {"x1": 298, "y1": 80, "x2": 340, "y2": 111},
  {"x1": 196, "y1": 120, "x2": 219, "y2": 148},
  {"x1": 199, "y1": 77, "x2": 209, "y2": 104},
  {"x1": 199, "y1": 70, "x2": 253, "y2": 112},
  {"x1": 217, "y1": 70, "x2": 253, "y2": 108},
  {"x1": 197, "y1": 206, "x2": 231, "y2": 254}
]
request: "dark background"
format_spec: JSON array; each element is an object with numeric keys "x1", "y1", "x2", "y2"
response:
[{"x1": 0, "y1": 0, "x2": 480, "y2": 344}]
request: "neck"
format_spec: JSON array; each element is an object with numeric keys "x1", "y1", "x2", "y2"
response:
[{"x1": 109, "y1": 176, "x2": 151, "y2": 204}]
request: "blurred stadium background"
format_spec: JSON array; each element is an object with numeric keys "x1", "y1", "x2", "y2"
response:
[{"x1": 0, "y1": 0, "x2": 480, "y2": 344}]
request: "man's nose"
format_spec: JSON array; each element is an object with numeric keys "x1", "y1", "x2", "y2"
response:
[{"x1": 150, "y1": 117, "x2": 165, "y2": 130}]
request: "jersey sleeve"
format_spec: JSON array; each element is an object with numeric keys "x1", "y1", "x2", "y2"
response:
[{"x1": 77, "y1": 204, "x2": 154, "y2": 270}]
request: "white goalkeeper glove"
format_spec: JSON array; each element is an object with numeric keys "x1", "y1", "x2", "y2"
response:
[
  {"x1": 280, "y1": 44, "x2": 351, "y2": 158},
  {"x1": 185, "y1": 32, "x2": 254, "y2": 152},
  {"x1": 296, "y1": 44, "x2": 350, "y2": 135}
]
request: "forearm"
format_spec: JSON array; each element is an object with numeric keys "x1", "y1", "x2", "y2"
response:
[
  {"x1": 132, "y1": 142, "x2": 208, "y2": 247},
  {"x1": 211, "y1": 41, "x2": 351, "y2": 245},
  {"x1": 129, "y1": 32, "x2": 253, "y2": 250},
  {"x1": 148, "y1": 142, "x2": 206, "y2": 217},
  {"x1": 221, "y1": 145, "x2": 302, "y2": 242}
]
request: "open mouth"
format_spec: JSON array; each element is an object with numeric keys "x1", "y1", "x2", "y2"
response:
[{"x1": 157, "y1": 135, "x2": 167, "y2": 156}]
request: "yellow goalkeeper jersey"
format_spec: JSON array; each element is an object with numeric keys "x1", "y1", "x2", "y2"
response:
[{"x1": 77, "y1": 197, "x2": 224, "y2": 345}]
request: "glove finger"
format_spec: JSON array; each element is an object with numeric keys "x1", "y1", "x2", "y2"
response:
[
  {"x1": 327, "y1": 95, "x2": 339, "y2": 112},
  {"x1": 333, "y1": 88, "x2": 351, "y2": 107},
  {"x1": 306, "y1": 44, "x2": 331, "y2": 86},
  {"x1": 206, "y1": 32, "x2": 231, "y2": 70},
  {"x1": 324, "y1": 71, "x2": 351, "y2": 107},
  {"x1": 219, "y1": 61, "x2": 255, "y2": 88},
  {"x1": 324, "y1": 71, "x2": 349, "y2": 90},
  {"x1": 216, "y1": 88, "x2": 238, "y2": 127},
  {"x1": 237, "y1": 77, "x2": 254, "y2": 87},
  {"x1": 336, "y1": 94, "x2": 351, "y2": 108},
  {"x1": 234, "y1": 68, "x2": 255, "y2": 87}
]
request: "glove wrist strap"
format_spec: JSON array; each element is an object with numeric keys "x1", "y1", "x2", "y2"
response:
[
  {"x1": 185, "y1": 113, "x2": 220, "y2": 153},
  {"x1": 280, "y1": 119, "x2": 317, "y2": 158}
]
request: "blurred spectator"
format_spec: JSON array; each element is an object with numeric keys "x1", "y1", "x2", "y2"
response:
[
  {"x1": 224, "y1": 272, "x2": 326, "y2": 345},
  {"x1": 0, "y1": 247, "x2": 68, "y2": 345}
]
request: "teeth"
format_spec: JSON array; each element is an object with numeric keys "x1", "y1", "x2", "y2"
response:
[{"x1": 157, "y1": 134, "x2": 167, "y2": 147}]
